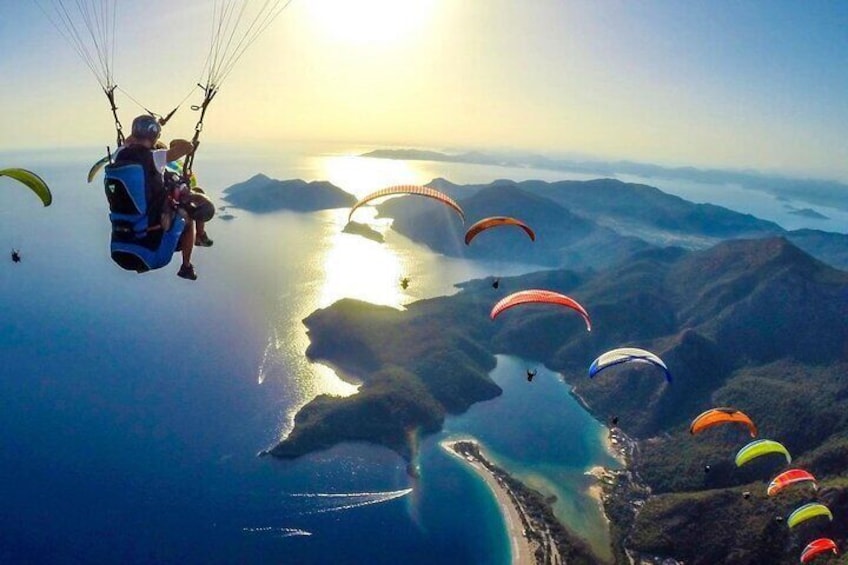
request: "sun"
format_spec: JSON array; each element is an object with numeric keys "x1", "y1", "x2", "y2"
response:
[{"x1": 303, "y1": 0, "x2": 439, "y2": 45}]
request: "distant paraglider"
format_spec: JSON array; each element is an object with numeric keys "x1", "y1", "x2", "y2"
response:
[
  {"x1": 787, "y1": 503, "x2": 833, "y2": 529},
  {"x1": 800, "y1": 538, "x2": 838, "y2": 563},
  {"x1": 464, "y1": 216, "x2": 535, "y2": 245},
  {"x1": 490, "y1": 290, "x2": 592, "y2": 331},
  {"x1": 87, "y1": 155, "x2": 110, "y2": 183},
  {"x1": 1, "y1": 168, "x2": 52, "y2": 207},
  {"x1": 349, "y1": 185, "x2": 465, "y2": 224},
  {"x1": 11, "y1": 249, "x2": 21, "y2": 263},
  {"x1": 767, "y1": 469, "x2": 817, "y2": 497},
  {"x1": 589, "y1": 348, "x2": 671, "y2": 382},
  {"x1": 734, "y1": 439, "x2": 791, "y2": 467},
  {"x1": 689, "y1": 407, "x2": 757, "y2": 438}
]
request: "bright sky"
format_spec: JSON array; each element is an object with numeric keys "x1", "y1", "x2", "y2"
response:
[{"x1": 2, "y1": 1, "x2": 847, "y2": 180}]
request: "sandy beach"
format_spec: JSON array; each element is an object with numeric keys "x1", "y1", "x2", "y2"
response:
[{"x1": 441, "y1": 439, "x2": 538, "y2": 565}]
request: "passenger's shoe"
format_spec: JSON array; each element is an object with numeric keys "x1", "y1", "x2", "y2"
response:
[
  {"x1": 195, "y1": 232, "x2": 214, "y2": 247},
  {"x1": 177, "y1": 264, "x2": 198, "y2": 280}
]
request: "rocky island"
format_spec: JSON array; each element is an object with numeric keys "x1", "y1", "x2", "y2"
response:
[{"x1": 222, "y1": 174, "x2": 356, "y2": 212}]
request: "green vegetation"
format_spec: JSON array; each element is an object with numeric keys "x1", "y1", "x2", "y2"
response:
[{"x1": 272, "y1": 236, "x2": 848, "y2": 562}]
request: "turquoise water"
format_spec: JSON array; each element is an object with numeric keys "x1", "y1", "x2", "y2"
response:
[
  {"x1": 0, "y1": 148, "x2": 608, "y2": 563},
  {"x1": 3, "y1": 145, "x2": 819, "y2": 563},
  {"x1": 437, "y1": 356, "x2": 621, "y2": 561}
]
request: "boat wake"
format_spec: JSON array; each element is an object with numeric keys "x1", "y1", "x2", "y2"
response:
[
  {"x1": 284, "y1": 488, "x2": 413, "y2": 515},
  {"x1": 257, "y1": 326, "x2": 285, "y2": 385},
  {"x1": 242, "y1": 526, "x2": 312, "y2": 538}
]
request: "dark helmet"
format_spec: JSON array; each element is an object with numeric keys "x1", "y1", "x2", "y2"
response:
[{"x1": 131, "y1": 115, "x2": 161, "y2": 142}]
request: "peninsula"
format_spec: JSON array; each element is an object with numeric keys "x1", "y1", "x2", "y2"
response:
[{"x1": 443, "y1": 439, "x2": 600, "y2": 565}]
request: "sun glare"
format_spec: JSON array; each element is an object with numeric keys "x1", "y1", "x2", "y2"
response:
[
  {"x1": 319, "y1": 154, "x2": 426, "y2": 198},
  {"x1": 318, "y1": 211, "x2": 412, "y2": 309},
  {"x1": 304, "y1": 0, "x2": 439, "y2": 45}
]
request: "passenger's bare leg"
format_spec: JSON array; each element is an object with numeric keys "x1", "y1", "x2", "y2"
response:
[{"x1": 181, "y1": 220, "x2": 195, "y2": 267}]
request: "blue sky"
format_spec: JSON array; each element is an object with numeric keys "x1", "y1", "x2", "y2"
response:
[{"x1": 2, "y1": 1, "x2": 847, "y2": 180}]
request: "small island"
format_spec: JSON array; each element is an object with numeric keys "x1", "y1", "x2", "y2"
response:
[
  {"x1": 222, "y1": 174, "x2": 356, "y2": 212},
  {"x1": 342, "y1": 221, "x2": 384, "y2": 243}
]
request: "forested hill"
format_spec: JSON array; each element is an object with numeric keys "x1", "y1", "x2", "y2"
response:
[
  {"x1": 223, "y1": 174, "x2": 355, "y2": 212},
  {"x1": 271, "y1": 236, "x2": 848, "y2": 563},
  {"x1": 377, "y1": 178, "x2": 848, "y2": 270}
]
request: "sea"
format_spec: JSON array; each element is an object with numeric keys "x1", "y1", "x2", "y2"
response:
[{"x1": 1, "y1": 143, "x2": 843, "y2": 563}]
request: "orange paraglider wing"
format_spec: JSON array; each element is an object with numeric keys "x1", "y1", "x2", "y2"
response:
[
  {"x1": 689, "y1": 407, "x2": 757, "y2": 437},
  {"x1": 464, "y1": 216, "x2": 535, "y2": 245},
  {"x1": 490, "y1": 290, "x2": 591, "y2": 332},
  {"x1": 348, "y1": 185, "x2": 465, "y2": 223}
]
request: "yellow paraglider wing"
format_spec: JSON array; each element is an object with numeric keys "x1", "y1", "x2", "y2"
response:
[
  {"x1": 87, "y1": 155, "x2": 110, "y2": 183},
  {"x1": 1, "y1": 168, "x2": 52, "y2": 206},
  {"x1": 787, "y1": 503, "x2": 832, "y2": 529},
  {"x1": 734, "y1": 439, "x2": 791, "y2": 467}
]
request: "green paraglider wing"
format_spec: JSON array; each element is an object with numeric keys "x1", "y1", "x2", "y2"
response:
[
  {"x1": 787, "y1": 503, "x2": 833, "y2": 529},
  {"x1": 734, "y1": 439, "x2": 791, "y2": 467},
  {"x1": 1, "y1": 168, "x2": 52, "y2": 206},
  {"x1": 87, "y1": 155, "x2": 110, "y2": 183}
]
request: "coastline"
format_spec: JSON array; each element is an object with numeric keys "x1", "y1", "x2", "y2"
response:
[
  {"x1": 441, "y1": 437, "x2": 608, "y2": 563},
  {"x1": 441, "y1": 439, "x2": 541, "y2": 565}
]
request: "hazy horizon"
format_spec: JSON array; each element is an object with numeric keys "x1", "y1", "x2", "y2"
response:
[{"x1": 3, "y1": 1, "x2": 847, "y2": 182}]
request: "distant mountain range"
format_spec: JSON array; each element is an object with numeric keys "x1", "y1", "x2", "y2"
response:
[
  {"x1": 378, "y1": 177, "x2": 848, "y2": 271},
  {"x1": 271, "y1": 236, "x2": 848, "y2": 563},
  {"x1": 222, "y1": 174, "x2": 355, "y2": 212},
  {"x1": 364, "y1": 148, "x2": 848, "y2": 213},
  {"x1": 219, "y1": 170, "x2": 847, "y2": 271}
]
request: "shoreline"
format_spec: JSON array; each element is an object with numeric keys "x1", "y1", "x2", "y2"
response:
[{"x1": 441, "y1": 439, "x2": 541, "y2": 565}]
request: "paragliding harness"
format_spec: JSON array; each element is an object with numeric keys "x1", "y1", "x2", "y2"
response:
[{"x1": 104, "y1": 146, "x2": 185, "y2": 273}]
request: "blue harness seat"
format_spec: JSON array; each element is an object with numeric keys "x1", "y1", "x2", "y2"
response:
[{"x1": 104, "y1": 162, "x2": 185, "y2": 273}]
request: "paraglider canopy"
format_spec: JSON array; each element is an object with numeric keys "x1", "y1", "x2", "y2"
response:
[
  {"x1": 464, "y1": 216, "x2": 536, "y2": 245},
  {"x1": 787, "y1": 503, "x2": 833, "y2": 529},
  {"x1": 490, "y1": 290, "x2": 591, "y2": 332},
  {"x1": 800, "y1": 538, "x2": 838, "y2": 563},
  {"x1": 734, "y1": 439, "x2": 791, "y2": 467},
  {"x1": 768, "y1": 469, "x2": 817, "y2": 497},
  {"x1": 349, "y1": 185, "x2": 466, "y2": 224},
  {"x1": 1, "y1": 168, "x2": 52, "y2": 207},
  {"x1": 589, "y1": 348, "x2": 671, "y2": 382},
  {"x1": 689, "y1": 407, "x2": 757, "y2": 438}
]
